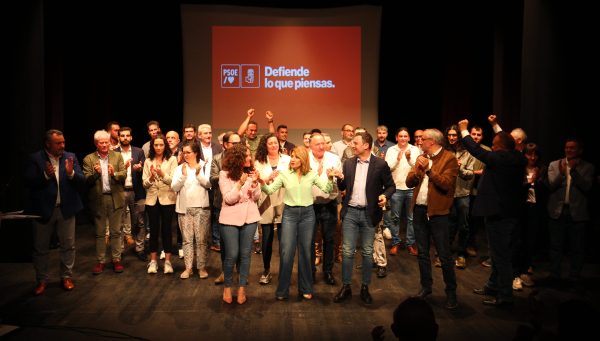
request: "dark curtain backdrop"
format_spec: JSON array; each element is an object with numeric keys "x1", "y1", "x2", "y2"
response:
[{"x1": 5, "y1": 0, "x2": 599, "y2": 212}]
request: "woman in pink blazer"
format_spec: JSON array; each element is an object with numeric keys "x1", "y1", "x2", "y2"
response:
[{"x1": 219, "y1": 143, "x2": 261, "y2": 304}]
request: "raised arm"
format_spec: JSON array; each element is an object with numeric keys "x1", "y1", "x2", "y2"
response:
[
  {"x1": 266, "y1": 110, "x2": 275, "y2": 134},
  {"x1": 237, "y1": 108, "x2": 255, "y2": 136},
  {"x1": 488, "y1": 114, "x2": 502, "y2": 133}
]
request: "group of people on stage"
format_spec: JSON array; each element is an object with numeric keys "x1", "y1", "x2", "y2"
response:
[{"x1": 25, "y1": 110, "x2": 595, "y2": 309}]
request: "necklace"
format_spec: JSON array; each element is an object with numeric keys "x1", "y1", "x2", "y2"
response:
[{"x1": 268, "y1": 154, "x2": 279, "y2": 166}]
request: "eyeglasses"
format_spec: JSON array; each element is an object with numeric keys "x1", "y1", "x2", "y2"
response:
[
  {"x1": 414, "y1": 136, "x2": 423, "y2": 139},
  {"x1": 228, "y1": 141, "x2": 241, "y2": 145},
  {"x1": 343, "y1": 129, "x2": 354, "y2": 132}
]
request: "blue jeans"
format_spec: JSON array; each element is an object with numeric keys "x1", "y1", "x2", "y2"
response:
[
  {"x1": 220, "y1": 222, "x2": 256, "y2": 287},
  {"x1": 341, "y1": 206, "x2": 376, "y2": 286},
  {"x1": 390, "y1": 189, "x2": 415, "y2": 246},
  {"x1": 448, "y1": 196, "x2": 470, "y2": 256},
  {"x1": 485, "y1": 215, "x2": 517, "y2": 301},
  {"x1": 413, "y1": 205, "x2": 456, "y2": 294},
  {"x1": 277, "y1": 205, "x2": 315, "y2": 298},
  {"x1": 311, "y1": 201, "x2": 338, "y2": 274}
]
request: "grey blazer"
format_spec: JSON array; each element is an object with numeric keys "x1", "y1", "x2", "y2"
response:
[{"x1": 546, "y1": 158, "x2": 595, "y2": 221}]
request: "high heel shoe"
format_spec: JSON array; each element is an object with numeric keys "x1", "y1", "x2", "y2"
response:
[
  {"x1": 223, "y1": 287, "x2": 232, "y2": 304},
  {"x1": 237, "y1": 287, "x2": 247, "y2": 305}
]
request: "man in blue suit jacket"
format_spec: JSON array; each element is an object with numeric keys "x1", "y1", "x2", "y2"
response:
[
  {"x1": 333, "y1": 131, "x2": 395, "y2": 304},
  {"x1": 459, "y1": 119, "x2": 526, "y2": 307},
  {"x1": 24, "y1": 129, "x2": 84, "y2": 295}
]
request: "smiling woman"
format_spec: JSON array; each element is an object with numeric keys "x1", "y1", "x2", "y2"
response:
[
  {"x1": 143, "y1": 134, "x2": 178, "y2": 275},
  {"x1": 171, "y1": 141, "x2": 211, "y2": 280},
  {"x1": 260, "y1": 146, "x2": 335, "y2": 300}
]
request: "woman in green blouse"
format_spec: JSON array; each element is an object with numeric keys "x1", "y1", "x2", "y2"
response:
[{"x1": 261, "y1": 146, "x2": 339, "y2": 300}]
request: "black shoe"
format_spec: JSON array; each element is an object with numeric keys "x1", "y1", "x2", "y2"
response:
[
  {"x1": 136, "y1": 251, "x2": 148, "y2": 262},
  {"x1": 482, "y1": 297, "x2": 513, "y2": 307},
  {"x1": 333, "y1": 284, "x2": 352, "y2": 303},
  {"x1": 376, "y1": 266, "x2": 387, "y2": 278},
  {"x1": 445, "y1": 293, "x2": 458, "y2": 310},
  {"x1": 473, "y1": 286, "x2": 498, "y2": 296},
  {"x1": 276, "y1": 296, "x2": 288, "y2": 301},
  {"x1": 324, "y1": 272, "x2": 336, "y2": 285},
  {"x1": 413, "y1": 288, "x2": 432, "y2": 299},
  {"x1": 360, "y1": 284, "x2": 373, "y2": 305}
]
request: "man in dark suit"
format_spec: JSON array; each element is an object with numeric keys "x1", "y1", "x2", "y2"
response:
[
  {"x1": 83, "y1": 130, "x2": 127, "y2": 274},
  {"x1": 276, "y1": 124, "x2": 295, "y2": 155},
  {"x1": 459, "y1": 119, "x2": 526, "y2": 307},
  {"x1": 333, "y1": 131, "x2": 395, "y2": 304},
  {"x1": 24, "y1": 129, "x2": 85, "y2": 295},
  {"x1": 115, "y1": 127, "x2": 147, "y2": 261},
  {"x1": 197, "y1": 123, "x2": 223, "y2": 163}
]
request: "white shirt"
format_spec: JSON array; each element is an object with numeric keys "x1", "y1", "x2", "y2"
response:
[
  {"x1": 348, "y1": 156, "x2": 371, "y2": 207},
  {"x1": 415, "y1": 146, "x2": 442, "y2": 206},
  {"x1": 46, "y1": 151, "x2": 61, "y2": 205},
  {"x1": 385, "y1": 144, "x2": 421, "y2": 190},
  {"x1": 120, "y1": 147, "x2": 133, "y2": 188},
  {"x1": 171, "y1": 162, "x2": 211, "y2": 214},
  {"x1": 309, "y1": 151, "x2": 342, "y2": 203},
  {"x1": 201, "y1": 143, "x2": 213, "y2": 165},
  {"x1": 565, "y1": 160, "x2": 572, "y2": 204}
]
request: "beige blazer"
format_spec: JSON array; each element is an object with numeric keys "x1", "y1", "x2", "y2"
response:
[
  {"x1": 143, "y1": 156, "x2": 178, "y2": 205},
  {"x1": 82, "y1": 150, "x2": 126, "y2": 209}
]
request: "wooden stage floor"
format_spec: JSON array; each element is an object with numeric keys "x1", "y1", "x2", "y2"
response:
[{"x1": 1, "y1": 222, "x2": 598, "y2": 340}]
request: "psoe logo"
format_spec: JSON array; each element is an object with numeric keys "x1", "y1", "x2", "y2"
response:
[
  {"x1": 241, "y1": 64, "x2": 260, "y2": 88},
  {"x1": 221, "y1": 64, "x2": 240, "y2": 88}
]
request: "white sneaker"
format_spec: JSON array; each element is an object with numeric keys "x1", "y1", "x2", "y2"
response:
[
  {"x1": 512, "y1": 277, "x2": 523, "y2": 291},
  {"x1": 160, "y1": 250, "x2": 165, "y2": 259},
  {"x1": 383, "y1": 228, "x2": 392, "y2": 240},
  {"x1": 164, "y1": 260, "x2": 173, "y2": 274},
  {"x1": 147, "y1": 260, "x2": 158, "y2": 274},
  {"x1": 178, "y1": 249, "x2": 184, "y2": 259},
  {"x1": 259, "y1": 271, "x2": 272, "y2": 284}
]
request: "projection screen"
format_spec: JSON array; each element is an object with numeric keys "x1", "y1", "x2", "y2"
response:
[{"x1": 181, "y1": 5, "x2": 381, "y2": 145}]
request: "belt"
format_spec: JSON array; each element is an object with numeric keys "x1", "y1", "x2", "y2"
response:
[
  {"x1": 415, "y1": 204, "x2": 427, "y2": 208},
  {"x1": 349, "y1": 205, "x2": 367, "y2": 210},
  {"x1": 124, "y1": 187, "x2": 133, "y2": 191},
  {"x1": 314, "y1": 200, "x2": 334, "y2": 205}
]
